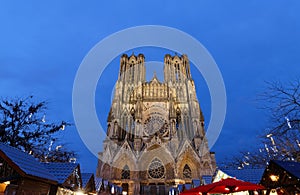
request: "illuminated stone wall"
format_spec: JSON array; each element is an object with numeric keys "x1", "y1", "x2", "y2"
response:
[{"x1": 96, "y1": 54, "x2": 216, "y2": 195}]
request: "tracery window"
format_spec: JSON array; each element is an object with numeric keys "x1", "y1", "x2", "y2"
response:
[
  {"x1": 144, "y1": 116, "x2": 167, "y2": 136},
  {"x1": 183, "y1": 164, "x2": 192, "y2": 179},
  {"x1": 148, "y1": 158, "x2": 165, "y2": 179},
  {"x1": 121, "y1": 165, "x2": 130, "y2": 179}
]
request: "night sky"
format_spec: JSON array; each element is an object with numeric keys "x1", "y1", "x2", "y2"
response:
[{"x1": 1, "y1": 1, "x2": 300, "y2": 173}]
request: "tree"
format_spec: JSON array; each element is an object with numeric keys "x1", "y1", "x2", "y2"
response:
[
  {"x1": 0, "y1": 96, "x2": 76, "y2": 162},
  {"x1": 222, "y1": 79, "x2": 300, "y2": 169}
]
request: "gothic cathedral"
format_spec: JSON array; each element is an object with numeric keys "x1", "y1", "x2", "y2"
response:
[{"x1": 96, "y1": 53, "x2": 216, "y2": 195}]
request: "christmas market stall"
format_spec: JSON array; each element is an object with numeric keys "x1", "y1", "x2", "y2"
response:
[
  {"x1": 0, "y1": 142, "x2": 58, "y2": 195},
  {"x1": 180, "y1": 177, "x2": 265, "y2": 195},
  {"x1": 260, "y1": 160, "x2": 300, "y2": 194},
  {"x1": 214, "y1": 168, "x2": 265, "y2": 184},
  {"x1": 0, "y1": 142, "x2": 96, "y2": 195},
  {"x1": 43, "y1": 162, "x2": 83, "y2": 194}
]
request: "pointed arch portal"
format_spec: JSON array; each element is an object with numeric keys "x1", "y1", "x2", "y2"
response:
[
  {"x1": 121, "y1": 165, "x2": 130, "y2": 179},
  {"x1": 183, "y1": 164, "x2": 192, "y2": 179}
]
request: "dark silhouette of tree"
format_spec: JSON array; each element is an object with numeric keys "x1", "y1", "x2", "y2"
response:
[
  {"x1": 0, "y1": 96, "x2": 76, "y2": 162},
  {"x1": 222, "y1": 79, "x2": 300, "y2": 169}
]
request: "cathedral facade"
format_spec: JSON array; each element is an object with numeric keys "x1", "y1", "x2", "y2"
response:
[{"x1": 96, "y1": 53, "x2": 216, "y2": 195}]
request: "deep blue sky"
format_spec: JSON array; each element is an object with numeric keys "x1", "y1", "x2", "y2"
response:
[{"x1": 1, "y1": 1, "x2": 300, "y2": 173}]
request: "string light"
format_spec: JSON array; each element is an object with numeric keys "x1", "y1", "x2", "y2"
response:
[
  {"x1": 284, "y1": 117, "x2": 292, "y2": 129},
  {"x1": 69, "y1": 158, "x2": 77, "y2": 163},
  {"x1": 266, "y1": 133, "x2": 273, "y2": 138},
  {"x1": 296, "y1": 140, "x2": 300, "y2": 148},
  {"x1": 42, "y1": 114, "x2": 46, "y2": 123},
  {"x1": 56, "y1": 145, "x2": 62, "y2": 151},
  {"x1": 269, "y1": 174, "x2": 279, "y2": 182},
  {"x1": 48, "y1": 140, "x2": 53, "y2": 151},
  {"x1": 270, "y1": 137, "x2": 275, "y2": 145}
]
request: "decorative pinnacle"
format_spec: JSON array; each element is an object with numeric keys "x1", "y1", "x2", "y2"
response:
[{"x1": 153, "y1": 71, "x2": 157, "y2": 78}]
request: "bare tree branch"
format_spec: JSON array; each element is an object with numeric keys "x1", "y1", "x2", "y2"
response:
[
  {"x1": 222, "y1": 79, "x2": 300, "y2": 169},
  {"x1": 0, "y1": 96, "x2": 76, "y2": 162}
]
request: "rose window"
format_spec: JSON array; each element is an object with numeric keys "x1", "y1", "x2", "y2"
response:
[
  {"x1": 144, "y1": 115, "x2": 168, "y2": 136},
  {"x1": 148, "y1": 158, "x2": 165, "y2": 179}
]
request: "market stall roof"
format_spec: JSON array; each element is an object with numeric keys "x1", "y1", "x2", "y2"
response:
[
  {"x1": 272, "y1": 160, "x2": 300, "y2": 179},
  {"x1": 81, "y1": 173, "x2": 94, "y2": 188},
  {"x1": 0, "y1": 142, "x2": 57, "y2": 183},
  {"x1": 81, "y1": 172, "x2": 96, "y2": 193},
  {"x1": 202, "y1": 175, "x2": 212, "y2": 184},
  {"x1": 222, "y1": 168, "x2": 265, "y2": 183},
  {"x1": 42, "y1": 162, "x2": 80, "y2": 184},
  {"x1": 95, "y1": 177, "x2": 103, "y2": 192},
  {"x1": 185, "y1": 184, "x2": 192, "y2": 190},
  {"x1": 180, "y1": 178, "x2": 265, "y2": 195},
  {"x1": 192, "y1": 179, "x2": 201, "y2": 187}
]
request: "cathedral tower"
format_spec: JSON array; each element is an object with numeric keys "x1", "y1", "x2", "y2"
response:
[{"x1": 96, "y1": 53, "x2": 216, "y2": 195}]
